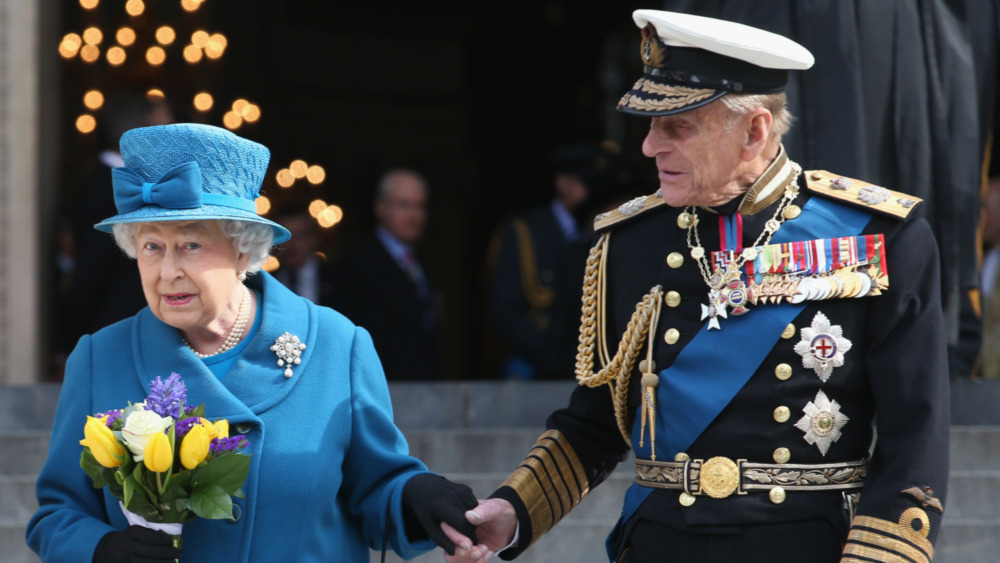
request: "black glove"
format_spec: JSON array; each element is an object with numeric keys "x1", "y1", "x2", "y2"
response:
[
  {"x1": 93, "y1": 525, "x2": 182, "y2": 563},
  {"x1": 401, "y1": 473, "x2": 479, "y2": 555}
]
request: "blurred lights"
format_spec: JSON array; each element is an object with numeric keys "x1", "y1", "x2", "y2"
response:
[
  {"x1": 80, "y1": 0, "x2": 99, "y2": 9},
  {"x1": 146, "y1": 89, "x2": 165, "y2": 101},
  {"x1": 262, "y1": 256, "x2": 280, "y2": 272},
  {"x1": 125, "y1": 0, "x2": 145, "y2": 17},
  {"x1": 107, "y1": 46, "x2": 127, "y2": 66},
  {"x1": 146, "y1": 46, "x2": 166, "y2": 66},
  {"x1": 222, "y1": 111, "x2": 242, "y2": 130},
  {"x1": 116, "y1": 27, "x2": 136, "y2": 47},
  {"x1": 289, "y1": 159, "x2": 308, "y2": 179},
  {"x1": 308, "y1": 200, "x2": 327, "y2": 217},
  {"x1": 193, "y1": 92, "x2": 214, "y2": 112},
  {"x1": 275, "y1": 169, "x2": 295, "y2": 188},
  {"x1": 181, "y1": 0, "x2": 203, "y2": 13},
  {"x1": 306, "y1": 165, "x2": 326, "y2": 185},
  {"x1": 256, "y1": 196, "x2": 271, "y2": 215},
  {"x1": 76, "y1": 114, "x2": 97, "y2": 134},
  {"x1": 83, "y1": 90, "x2": 104, "y2": 110},
  {"x1": 183, "y1": 44, "x2": 203, "y2": 63},
  {"x1": 317, "y1": 205, "x2": 343, "y2": 228},
  {"x1": 191, "y1": 30, "x2": 210, "y2": 48},
  {"x1": 156, "y1": 26, "x2": 176, "y2": 46},
  {"x1": 59, "y1": 33, "x2": 83, "y2": 58},
  {"x1": 82, "y1": 27, "x2": 103, "y2": 46},
  {"x1": 80, "y1": 44, "x2": 100, "y2": 63}
]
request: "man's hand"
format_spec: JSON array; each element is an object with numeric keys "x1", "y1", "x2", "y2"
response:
[{"x1": 441, "y1": 498, "x2": 517, "y2": 562}]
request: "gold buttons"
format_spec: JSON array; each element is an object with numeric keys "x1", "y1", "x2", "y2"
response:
[
  {"x1": 667, "y1": 252, "x2": 684, "y2": 268},
  {"x1": 679, "y1": 492, "x2": 696, "y2": 506},
  {"x1": 773, "y1": 406, "x2": 791, "y2": 423},
  {"x1": 773, "y1": 447, "x2": 791, "y2": 464},
  {"x1": 690, "y1": 246, "x2": 705, "y2": 260},
  {"x1": 677, "y1": 212, "x2": 693, "y2": 229},
  {"x1": 780, "y1": 324, "x2": 796, "y2": 339},
  {"x1": 674, "y1": 452, "x2": 690, "y2": 462},
  {"x1": 665, "y1": 291, "x2": 681, "y2": 307},
  {"x1": 775, "y1": 363, "x2": 792, "y2": 381},
  {"x1": 638, "y1": 359, "x2": 657, "y2": 373},
  {"x1": 782, "y1": 205, "x2": 801, "y2": 220},
  {"x1": 664, "y1": 328, "x2": 680, "y2": 345},
  {"x1": 769, "y1": 487, "x2": 787, "y2": 504},
  {"x1": 810, "y1": 171, "x2": 823, "y2": 180}
]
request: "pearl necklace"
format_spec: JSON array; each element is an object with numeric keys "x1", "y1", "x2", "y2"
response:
[{"x1": 184, "y1": 284, "x2": 252, "y2": 358}]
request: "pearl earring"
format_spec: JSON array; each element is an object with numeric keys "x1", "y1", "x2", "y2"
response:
[{"x1": 238, "y1": 270, "x2": 247, "y2": 282}]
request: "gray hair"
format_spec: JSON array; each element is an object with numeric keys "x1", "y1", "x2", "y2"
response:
[
  {"x1": 376, "y1": 168, "x2": 428, "y2": 200},
  {"x1": 720, "y1": 92, "x2": 794, "y2": 141},
  {"x1": 111, "y1": 219, "x2": 274, "y2": 274}
]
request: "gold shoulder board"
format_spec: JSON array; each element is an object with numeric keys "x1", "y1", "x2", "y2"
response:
[
  {"x1": 593, "y1": 193, "x2": 667, "y2": 232},
  {"x1": 805, "y1": 170, "x2": 922, "y2": 220}
]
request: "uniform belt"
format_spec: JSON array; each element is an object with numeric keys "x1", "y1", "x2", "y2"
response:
[{"x1": 635, "y1": 456, "x2": 868, "y2": 499}]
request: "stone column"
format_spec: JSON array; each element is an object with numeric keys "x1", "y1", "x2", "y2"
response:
[{"x1": 0, "y1": 0, "x2": 41, "y2": 384}]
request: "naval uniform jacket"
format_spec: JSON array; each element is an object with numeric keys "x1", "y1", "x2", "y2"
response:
[
  {"x1": 493, "y1": 164, "x2": 949, "y2": 562},
  {"x1": 27, "y1": 272, "x2": 435, "y2": 562}
]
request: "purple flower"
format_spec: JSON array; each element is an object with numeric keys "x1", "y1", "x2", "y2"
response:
[
  {"x1": 146, "y1": 372, "x2": 187, "y2": 419},
  {"x1": 174, "y1": 416, "x2": 201, "y2": 439},
  {"x1": 210, "y1": 435, "x2": 249, "y2": 455},
  {"x1": 97, "y1": 410, "x2": 122, "y2": 427}
]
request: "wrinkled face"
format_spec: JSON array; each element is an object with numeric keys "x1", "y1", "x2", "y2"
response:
[
  {"x1": 376, "y1": 173, "x2": 428, "y2": 245},
  {"x1": 641, "y1": 102, "x2": 746, "y2": 207},
  {"x1": 135, "y1": 221, "x2": 247, "y2": 334}
]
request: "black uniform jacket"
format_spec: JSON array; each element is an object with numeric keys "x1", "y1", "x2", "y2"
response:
[{"x1": 494, "y1": 165, "x2": 950, "y2": 562}]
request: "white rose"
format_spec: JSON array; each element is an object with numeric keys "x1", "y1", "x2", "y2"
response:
[{"x1": 121, "y1": 410, "x2": 173, "y2": 461}]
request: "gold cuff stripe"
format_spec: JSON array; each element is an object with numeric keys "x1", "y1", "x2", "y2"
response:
[
  {"x1": 501, "y1": 431, "x2": 589, "y2": 541},
  {"x1": 843, "y1": 510, "x2": 934, "y2": 563}
]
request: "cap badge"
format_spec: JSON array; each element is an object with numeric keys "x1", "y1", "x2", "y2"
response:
[
  {"x1": 795, "y1": 389, "x2": 849, "y2": 456},
  {"x1": 793, "y1": 311, "x2": 852, "y2": 382},
  {"x1": 639, "y1": 25, "x2": 666, "y2": 68}
]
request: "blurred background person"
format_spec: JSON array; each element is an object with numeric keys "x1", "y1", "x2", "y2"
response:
[
  {"x1": 64, "y1": 92, "x2": 174, "y2": 364},
  {"x1": 271, "y1": 202, "x2": 336, "y2": 307},
  {"x1": 331, "y1": 168, "x2": 440, "y2": 380},
  {"x1": 487, "y1": 141, "x2": 633, "y2": 380}
]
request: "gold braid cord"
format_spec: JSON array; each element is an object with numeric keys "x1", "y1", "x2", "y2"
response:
[
  {"x1": 575, "y1": 232, "x2": 664, "y2": 445},
  {"x1": 842, "y1": 509, "x2": 934, "y2": 563},
  {"x1": 501, "y1": 430, "x2": 589, "y2": 549}
]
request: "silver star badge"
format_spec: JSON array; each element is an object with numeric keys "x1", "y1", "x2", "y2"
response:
[
  {"x1": 270, "y1": 332, "x2": 306, "y2": 378},
  {"x1": 793, "y1": 312, "x2": 852, "y2": 382},
  {"x1": 794, "y1": 390, "x2": 849, "y2": 456}
]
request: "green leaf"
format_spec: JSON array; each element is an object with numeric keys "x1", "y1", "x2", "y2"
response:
[
  {"x1": 192, "y1": 455, "x2": 250, "y2": 495},
  {"x1": 189, "y1": 485, "x2": 233, "y2": 520},
  {"x1": 186, "y1": 404, "x2": 206, "y2": 419},
  {"x1": 80, "y1": 450, "x2": 108, "y2": 488}
]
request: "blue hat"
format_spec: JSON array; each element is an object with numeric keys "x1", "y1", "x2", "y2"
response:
[
  {"x1": 617, "y1": 10, "x2": 814, "y2": 116},
  {"x1": 94, "y1": 123, "x2": 291, "y2": 244}
]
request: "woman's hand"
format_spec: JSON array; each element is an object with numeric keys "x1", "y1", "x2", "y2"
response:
[
  {"x1": 93, "y1": 525, "x2": 181, "y2": 563},
  {"x1": 441, "y1": 498, "x2": 518, "y2": 562}
]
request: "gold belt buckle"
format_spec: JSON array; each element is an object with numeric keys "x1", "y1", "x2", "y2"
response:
[{"x1": 697, "y1": 457, "x2": 743, "y2": 499}]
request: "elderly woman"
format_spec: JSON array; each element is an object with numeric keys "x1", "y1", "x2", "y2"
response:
[{"x1": 26, "y1": 124, "x2": 476, "y2": 562}]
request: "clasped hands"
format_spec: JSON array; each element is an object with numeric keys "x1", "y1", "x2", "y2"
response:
[{"x1": 439, "y1": 498, "x2": 518, "y2": 563}]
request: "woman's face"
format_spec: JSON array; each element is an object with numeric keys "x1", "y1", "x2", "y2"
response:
[{"x1": 135, "y1": 221, "x2": 247, "y2": 336}]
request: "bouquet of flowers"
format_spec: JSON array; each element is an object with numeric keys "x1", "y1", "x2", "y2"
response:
[{"x1": 79, "y1": 372, "x2": 251, "y2": 554}]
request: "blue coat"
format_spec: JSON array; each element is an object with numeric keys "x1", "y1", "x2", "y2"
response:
[{"x1": 27, "y1": 272, "x2": 435, "y2": 562}]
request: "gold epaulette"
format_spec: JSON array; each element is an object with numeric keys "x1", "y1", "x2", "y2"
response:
[
  {"x1": 842, "y1": 509, "x2": 934, "y2": 563},
  {"x1": 500, "y1": 430, "x2": 590, "y2": 548},
  {"x1": 593, "y1": 192, "x2": 667, "y2": 233},
  {"x1": 805, "y1": 170, "x2": 922, "y2": 220}
]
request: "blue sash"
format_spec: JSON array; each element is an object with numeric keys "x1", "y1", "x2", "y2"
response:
[{"x1": 606, "y1": 196, "x2": 873, "y2": 561}]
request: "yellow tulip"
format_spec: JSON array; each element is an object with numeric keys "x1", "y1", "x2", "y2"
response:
[
  {"x1": 198, "y1": 418, "x2": 218, "y2": 439},
  {"x1": 180, "y1": 424, "x2": 211, "y2": 469},
  {"x1": 80, "y1": 416, "x2": 125, "y2": 468},
  {"x1": 143, "y1": 431, "x2": 173, "y2": 473},
  {"x1": 212, "y1": 419, "x2": 229, "y2": 439}
]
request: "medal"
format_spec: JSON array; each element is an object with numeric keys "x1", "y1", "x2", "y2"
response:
[{"x1": 793, "y1": 311, "x2": 852, "y2": 382}]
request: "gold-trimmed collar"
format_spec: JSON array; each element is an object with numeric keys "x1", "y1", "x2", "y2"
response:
[{"x1": 737, "y1": 145, "x2": 799, "y2": 215}]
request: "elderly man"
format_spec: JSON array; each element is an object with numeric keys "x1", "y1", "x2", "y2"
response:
[{"x1": 448, "y1": 9, "x2": 949, "y2": 563}]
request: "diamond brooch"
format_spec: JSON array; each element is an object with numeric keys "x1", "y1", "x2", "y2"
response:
[{"x1": 271, "y1": 332, "x2": 306, "y2": 378}]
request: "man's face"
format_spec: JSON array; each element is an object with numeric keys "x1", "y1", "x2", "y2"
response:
[
  {"x1": 641, "y1": 102, "x2": 747, "y2": 207},
  {"x1": 376, "y1": 173, "x2": 428, "y2": 245}
]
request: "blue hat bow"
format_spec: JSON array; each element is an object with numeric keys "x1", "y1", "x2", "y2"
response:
[{"x1": 111, "y1": 160, "x2": 256, "y2": 215}]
